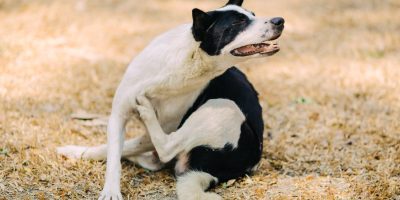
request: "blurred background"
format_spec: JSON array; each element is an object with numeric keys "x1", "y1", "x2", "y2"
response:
[{"x1": 0, "y1": 0, "x2": 399, "y2": 199}]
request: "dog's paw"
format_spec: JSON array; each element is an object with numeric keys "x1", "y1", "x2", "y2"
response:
[
  {"x1": 98, "y1": 190, "x2": 123, "y2": 200},
  {"x1": 135, "y1": 95, "x2": 153, "y2": 109},
  {"x1": 57, "y1": 145, "x2": 88, "y2": 159},
  {"x1": 135, "y1": 95, "x2": 156, "y2": 121},
  {"x1": 136, "y1": 106, "x2": 151, "y2": 120}
]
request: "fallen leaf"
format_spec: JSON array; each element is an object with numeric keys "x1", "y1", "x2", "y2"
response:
[
  {"x1": 70, "y1": 110, "x2": 105, "y2": 120},
  {"x1": 309, "y1": 112, "x2": 320, "y2": 121},
  {"x1": 40, "y1": 174, "x2": 48, "y2": 181},
  {"x1": 70, "y1": 110, "x2": 108, "y2": 127},
  {"x1": 226, "y1": 179, "x2": 236, "y2": 187},
  {"x1": 0, "y1": 148, "x2": 8, "y2": 156}
]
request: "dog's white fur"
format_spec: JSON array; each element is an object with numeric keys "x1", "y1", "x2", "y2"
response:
[
  {"x1": 57, "y1": 5, "x2": 278, "y2": 200},
  {"x1": 176, "y1": 171, "x2": 220, "y2": 200},
  {"x1": 216, "y1": 5, "x2": 255, "y2": 19}
]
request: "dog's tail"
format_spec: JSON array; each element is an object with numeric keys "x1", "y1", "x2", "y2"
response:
[{"x1": 176, "y1": 171, "x2": 221, "y2": 200}]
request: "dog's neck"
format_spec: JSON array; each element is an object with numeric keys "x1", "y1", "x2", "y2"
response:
[
  {"x1": 143, "y1": 24, "x2": 233, "y2": 98},
  {"x1": 173, "y1": 46, "x2": 226, "y2": 90}
]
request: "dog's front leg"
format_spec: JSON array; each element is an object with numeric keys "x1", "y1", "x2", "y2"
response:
[
  {"x1": 99, "y1": 114, "x2": 125, "y2": 200},
  {"x1": 99, "y1": 106, "x2": 130, "y2": 200}
]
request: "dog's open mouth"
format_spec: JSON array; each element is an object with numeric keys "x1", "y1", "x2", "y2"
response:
[{"x1": 231, "y1": 39, "x2": 280, "y2": 57}]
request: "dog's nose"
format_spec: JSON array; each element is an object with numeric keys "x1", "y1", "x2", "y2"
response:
[{"x1": 270, "y1": 17, "x2": 285, "y2": 26}]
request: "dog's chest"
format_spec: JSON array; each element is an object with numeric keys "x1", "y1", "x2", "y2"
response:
[{"x1": 152, "y1": 89, "x2": 203, "y2": 133}]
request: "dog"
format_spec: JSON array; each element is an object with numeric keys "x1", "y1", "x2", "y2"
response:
[{"x1": 57, "y1": 0, "x2": 284, "y2": 199}]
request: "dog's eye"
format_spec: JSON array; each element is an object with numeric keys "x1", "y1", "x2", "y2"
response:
[{"x1": 232, "y1": 19, "x2": 247, "y2": 26}]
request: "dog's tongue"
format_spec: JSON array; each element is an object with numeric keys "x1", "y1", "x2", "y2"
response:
[
  {"x1": 231, "y1": 42, "x2": 279, "y2": 56},
  {"x1": 237, "y1": 44, "x2": 266, "y2": 54}
]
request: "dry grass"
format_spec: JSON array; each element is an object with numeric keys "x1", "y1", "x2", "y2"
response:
[{"x1": 1, "y1": 0, "x2": 400, "y2": 199}]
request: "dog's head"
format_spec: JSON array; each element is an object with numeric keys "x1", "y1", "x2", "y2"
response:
[{"x1": 192, "y1": 0, "x2": 284, "y2": 61}]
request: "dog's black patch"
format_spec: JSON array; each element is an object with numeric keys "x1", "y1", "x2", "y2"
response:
[
  {"x1": 192, "y1": 9, "x2": 253, "y2": 56},
  {"x1": 178, "y1": 67, "x2": 264, "y2": 183},
  {"x1": 226, "y1": 0, "x2": 243, "y2": 6}
]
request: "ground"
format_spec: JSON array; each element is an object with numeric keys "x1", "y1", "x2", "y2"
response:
[{"x1": 0, "y1": 0, "x2": 399, "y2": 199}]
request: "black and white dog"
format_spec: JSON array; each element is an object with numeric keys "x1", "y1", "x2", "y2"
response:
[{"x1": 57, "y1": 0, "x2": 284, "y2": 199}]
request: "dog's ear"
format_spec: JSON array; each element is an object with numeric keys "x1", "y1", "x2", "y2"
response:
[
  {"x1": 226, "y1": 0, "x2": 243, "y2": 6},
  {"x1": 192, "y1": 8, "x2": 212, "y2": 41}
]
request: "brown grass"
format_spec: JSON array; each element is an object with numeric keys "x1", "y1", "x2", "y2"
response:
[{"x1": 1, "y1": 0, "x2": 400, "y2": 199}]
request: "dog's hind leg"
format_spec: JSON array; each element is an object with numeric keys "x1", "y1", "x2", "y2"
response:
[
  {"x1": 177, "y1": 171, "x2": 221, "y2": 200},
  {"x1": 136, "y1": 95, "x2": 245, "y2": 163},
  {"x1": 57, "y1": 133, "x2": 164, "y2": 170},
  {"x1": 57, "y1": 133, "x2": 154, "y2": 160}
]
